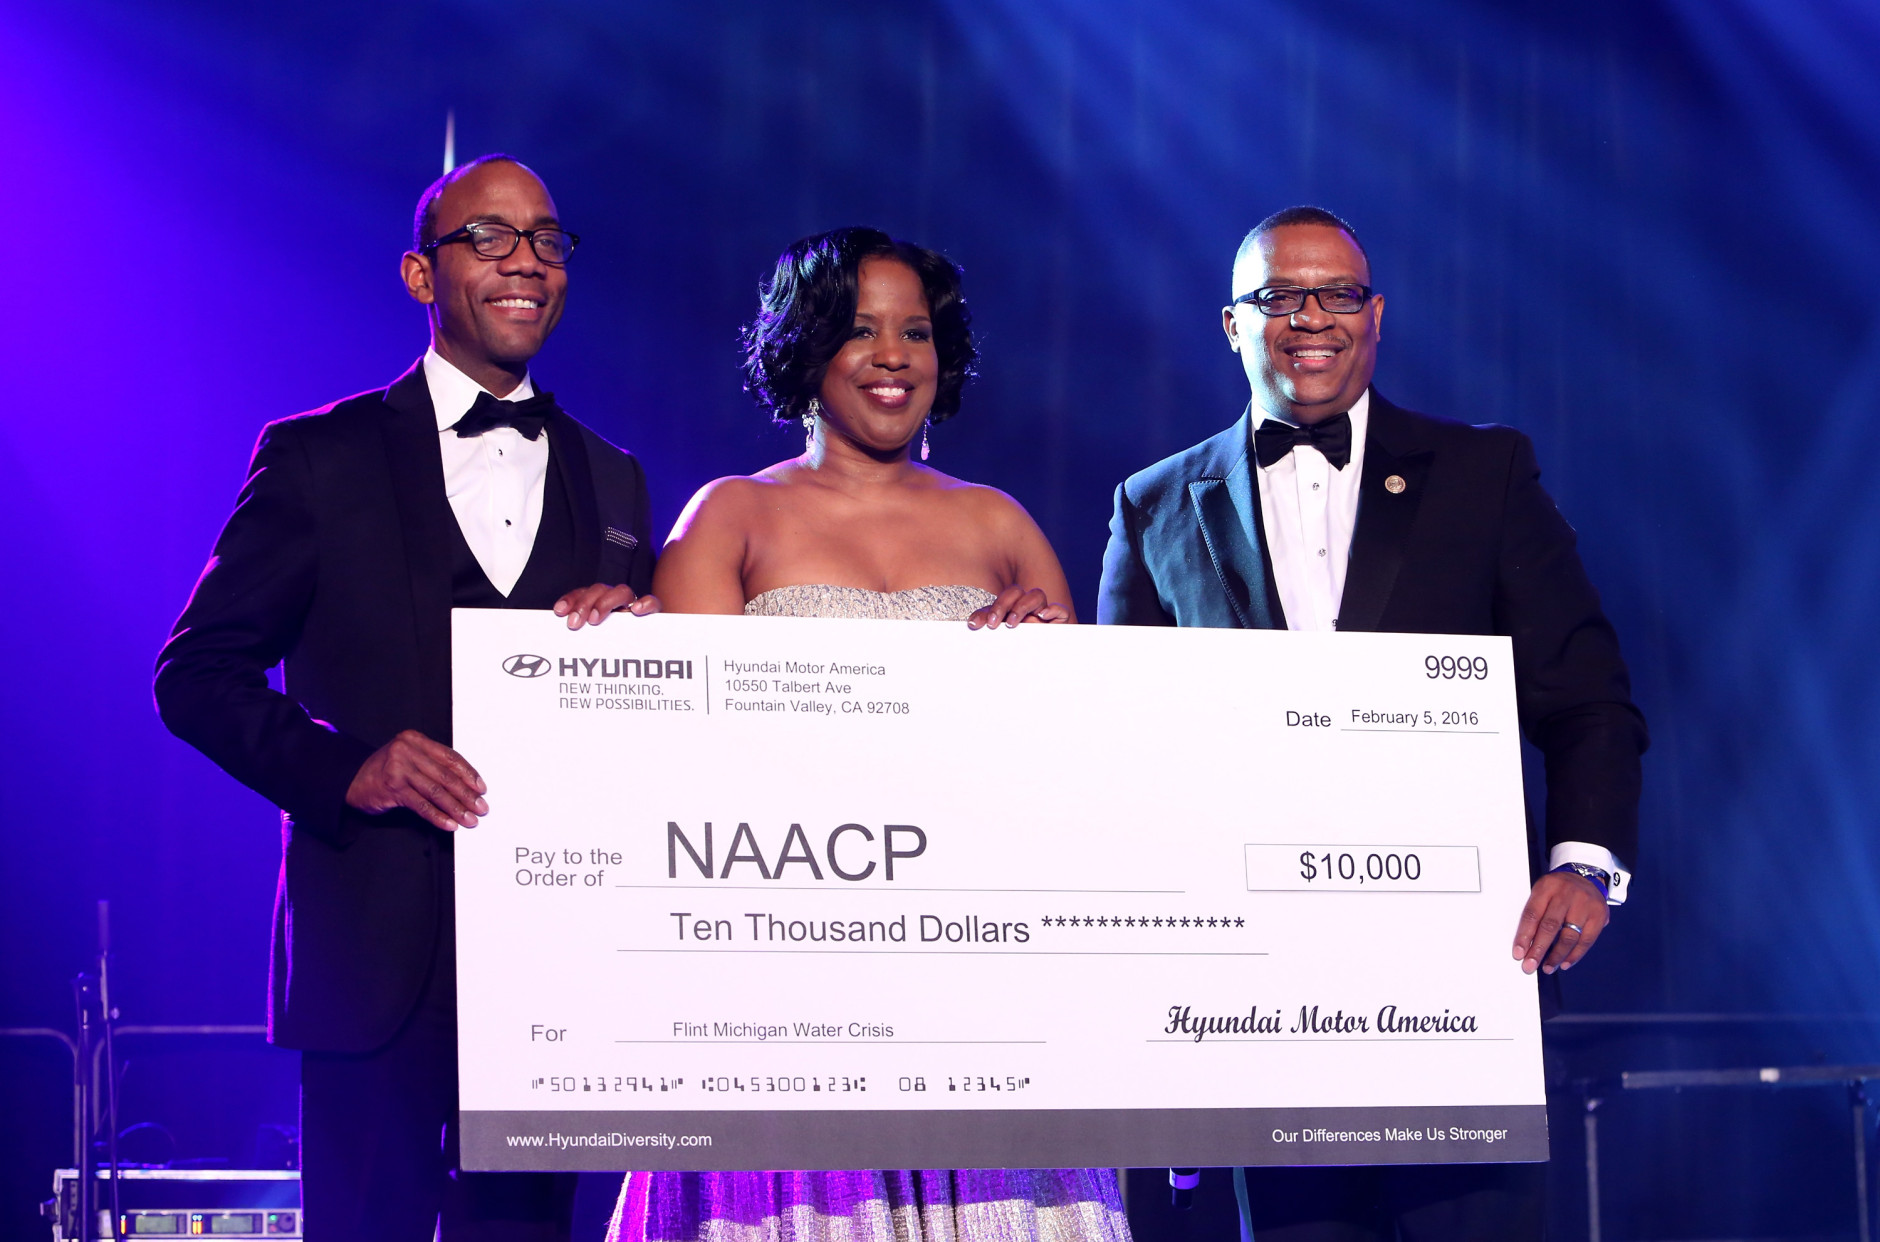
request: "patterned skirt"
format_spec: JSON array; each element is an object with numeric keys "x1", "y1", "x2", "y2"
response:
[{"x1": 607, "y1": 1169, "x2": 1132, "y2": 1242}]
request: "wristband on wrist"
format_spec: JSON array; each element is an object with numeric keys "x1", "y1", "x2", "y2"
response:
[{"x1": 1552, "y1": 861, "x2": 1610, "y2": 900}]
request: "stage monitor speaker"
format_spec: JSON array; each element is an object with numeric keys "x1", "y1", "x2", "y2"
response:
[{"x1": 45, "y1": 1168, "x2": 300, "y2": 1239}]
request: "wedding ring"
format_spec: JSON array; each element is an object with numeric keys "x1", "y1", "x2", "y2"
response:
[{"x1": 1563, "y1": 922, "x2": 1584, "y2": 935}]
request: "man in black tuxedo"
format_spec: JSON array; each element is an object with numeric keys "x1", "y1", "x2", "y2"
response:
[
  {"x1": 1098, "y1": 208, "x2": 1647, "y2": 1240},
  {"x1": 155, "y1": 154, "x2": 656, "y2": 1241}
]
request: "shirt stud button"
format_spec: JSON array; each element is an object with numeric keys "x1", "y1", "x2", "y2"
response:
[
  {"x1": 1318, "y1": 548, "x2": 1327, "y2": 557},
  {"x1": 505, "y1": 519, "x2": 513, "y2": 526}
]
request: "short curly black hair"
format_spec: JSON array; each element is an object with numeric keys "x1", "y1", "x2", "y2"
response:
[
  {"x1": 743, "y1": 227, "x2": 977, "y2": 425},
  {"x1": 1234, "y1": 205, "x2": 1372, "y2": 291}
]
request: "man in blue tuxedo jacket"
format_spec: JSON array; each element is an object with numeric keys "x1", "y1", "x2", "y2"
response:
[{"x1": 1098, "y1": 208, "x2": 1646, "y2": 1241}]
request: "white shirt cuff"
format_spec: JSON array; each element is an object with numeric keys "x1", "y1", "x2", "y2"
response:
[{"x1": 1549, "y1": 842, "x2": 1630, "y2": 907}]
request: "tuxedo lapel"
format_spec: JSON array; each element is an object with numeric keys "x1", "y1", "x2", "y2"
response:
[
  {"x1": 378, "y1": 362, "x2": 456, "y2": 738},
  {"x1": 1337, "y1": 393, "x2": 1433, "y2": 633},
  {"x1": 1187, "y1": 410, "x2": 1285, "y2": 630}
]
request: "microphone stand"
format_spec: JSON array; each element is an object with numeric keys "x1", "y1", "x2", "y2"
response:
[
  {"x1": 73, "y1": 901, "x2": 123, "y2": 1241},
  {"x1": 98, "y1": 901, "x2": 124, "y2": 1238},
  {"x1": 72, "y1": 972, "x2": 95, "y2": 1241}
]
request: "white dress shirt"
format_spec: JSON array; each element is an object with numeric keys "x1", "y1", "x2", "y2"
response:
[
  {"x1": 1256, "y1": 391, "x2": 1371, "y2": 635},
  {"x1": 425, "y1": 348, "x2": 550, "y2": 597},
  {"x1": 1253, "y1": 390, "x2": 1630, "y2": 903}
]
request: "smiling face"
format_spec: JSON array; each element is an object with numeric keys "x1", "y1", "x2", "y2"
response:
[
  {"x1": 1222, "y1": 223, "x2": 1383, "y2": 425},
  {"x1": 401, "y1": 160, "x2": 567, "y2": 394},
  {"x1": 814, "y1": 257, "x2": 938, "y2": 455}
]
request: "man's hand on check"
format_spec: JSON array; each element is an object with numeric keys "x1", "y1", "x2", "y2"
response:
[
  {"x1": 554, "y1": 583, "x2": 661, "y2": 629},
  {"x1": 1512, "y1": 871, "x2": 1609, "y2": 975},
  {"x1": 346, "y1": 729, "x2": 488, "y2": 831}
]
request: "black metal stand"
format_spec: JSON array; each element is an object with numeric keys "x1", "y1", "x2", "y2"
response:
[
  {"x1": 1854, "y1": 1078, "x2": 1872, "y2": 1242},
  {"x1": 70, "y1": 900, "x2": 123, "y2": 1241},
  {"x1": 71, "y1": 972, "x2": 96, "y2": 1241},
  {"x1": 1580, "y1": 1063, "x2": 1880, "y2": 1242},
  {"x1": 1580, "y1": 1086, "x2": 1603, "y2": 1242}
]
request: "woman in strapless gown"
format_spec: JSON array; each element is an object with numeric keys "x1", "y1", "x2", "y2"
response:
[{"x1": 585, "y1": 228, "x2": 1127, "y2": 1242}]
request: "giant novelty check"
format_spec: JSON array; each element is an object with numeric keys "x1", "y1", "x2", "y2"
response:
[{"x1": 452, "y1": 610, "x2": 1547, "y2": 1172}]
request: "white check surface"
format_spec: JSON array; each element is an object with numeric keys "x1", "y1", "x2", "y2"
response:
[{"x1": 452, "y1": 611, "x2": 1545, "y2": 1171}]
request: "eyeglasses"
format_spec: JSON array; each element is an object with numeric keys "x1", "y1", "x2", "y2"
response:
[
  {"x1": 1232, "y1": 283, "x2": 1374, "y2": 317},
  {"x1": 424, "y1": 222, "x2": 580, "y2": 266}
]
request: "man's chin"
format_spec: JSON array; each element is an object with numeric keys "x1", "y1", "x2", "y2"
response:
[
  {"x1": 1279, "y1": 382, "x2": 1363, "y2": 421},
  {"x1": 481, "y1": 336, "x2": 550, "y2": 367}
]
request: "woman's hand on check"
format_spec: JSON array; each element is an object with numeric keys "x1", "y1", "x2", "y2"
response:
[{"x1": 967, "y1": 586, "x2": 1071, "y2": 629}]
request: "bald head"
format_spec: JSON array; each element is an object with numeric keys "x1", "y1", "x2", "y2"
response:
[{"x1": 413, "y1": 153, "x2": 536, "y2": 251}]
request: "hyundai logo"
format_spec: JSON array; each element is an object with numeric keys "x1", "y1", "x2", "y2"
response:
[{"x1": 502, "y1": 654, "x2": 552, "y2": 679}]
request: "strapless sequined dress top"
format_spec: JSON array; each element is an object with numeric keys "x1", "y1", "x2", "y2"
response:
[
  {"x1": 605, "y1": 584, "x2": 1131, "y2": 1242},
  {"x1": 742, "y1": 583, "x2": 998, "y2": 621}
]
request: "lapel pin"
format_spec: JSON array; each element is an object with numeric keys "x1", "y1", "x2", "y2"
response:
[{"x1": 1384, "y1": 475, "x2": 1406, "y2": 494}]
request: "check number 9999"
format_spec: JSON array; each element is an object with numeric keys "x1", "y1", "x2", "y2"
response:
[{"x1": 1244, "y1": 845, "x2": 1482, "y2": 893}]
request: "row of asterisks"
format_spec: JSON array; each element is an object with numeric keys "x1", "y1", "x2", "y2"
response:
[{"x1": 1041, "y1": 915, "x2": 1247, "y2": 928}]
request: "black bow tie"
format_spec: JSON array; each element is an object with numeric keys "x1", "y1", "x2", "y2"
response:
[
  {"x1": 1253, "y1": 411, "x2": 1352, "y2": 470},
  {"x1": 451, "y1": 389, "x2": 557, "y2": 441}
]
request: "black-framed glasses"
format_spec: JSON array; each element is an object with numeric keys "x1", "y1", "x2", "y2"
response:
[
  {"x1": 1232, "y1": 283, "x2": 1374, "y2": 317},
  {"x1": 424, "y1": 221, "x2": 580, "y2": 265}
]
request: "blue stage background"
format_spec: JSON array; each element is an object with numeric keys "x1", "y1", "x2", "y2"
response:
[{"x1": 3, "y1": 0, "x2": 1878, "y2": 1237}]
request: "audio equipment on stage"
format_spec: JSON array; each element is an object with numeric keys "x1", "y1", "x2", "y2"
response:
[{"x1": 46, "y1": 1169, "x2": 300, "y2": 1240}]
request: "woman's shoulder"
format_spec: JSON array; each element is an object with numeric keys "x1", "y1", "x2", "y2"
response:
[
  {"x1": 922, "y1": 470, "x2": 1038, "y2": 529},
  {"x1": 677, "y1": 468, "x2": 797, "y2": 520},
  {"x1": 663, "y1": 471, "x2": 793, "y2": 550}
]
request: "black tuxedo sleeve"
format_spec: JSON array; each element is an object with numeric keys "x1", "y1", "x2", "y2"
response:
[
  {"x1": 1495, "y1": 432, "x2": 1648, "y2": 865},
  {"x1": 1098, "y1": 482, "x2": 1175, "y2": 626},
  {"x1": 623, "y1": 453, "x2": 656, "y2": 596},
  {"x1": 577, "y1": 421, "x2": 658, "y2": 594},
  {"x1": 154, "y1": 421, "x2": 375, "y2": 845}
]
